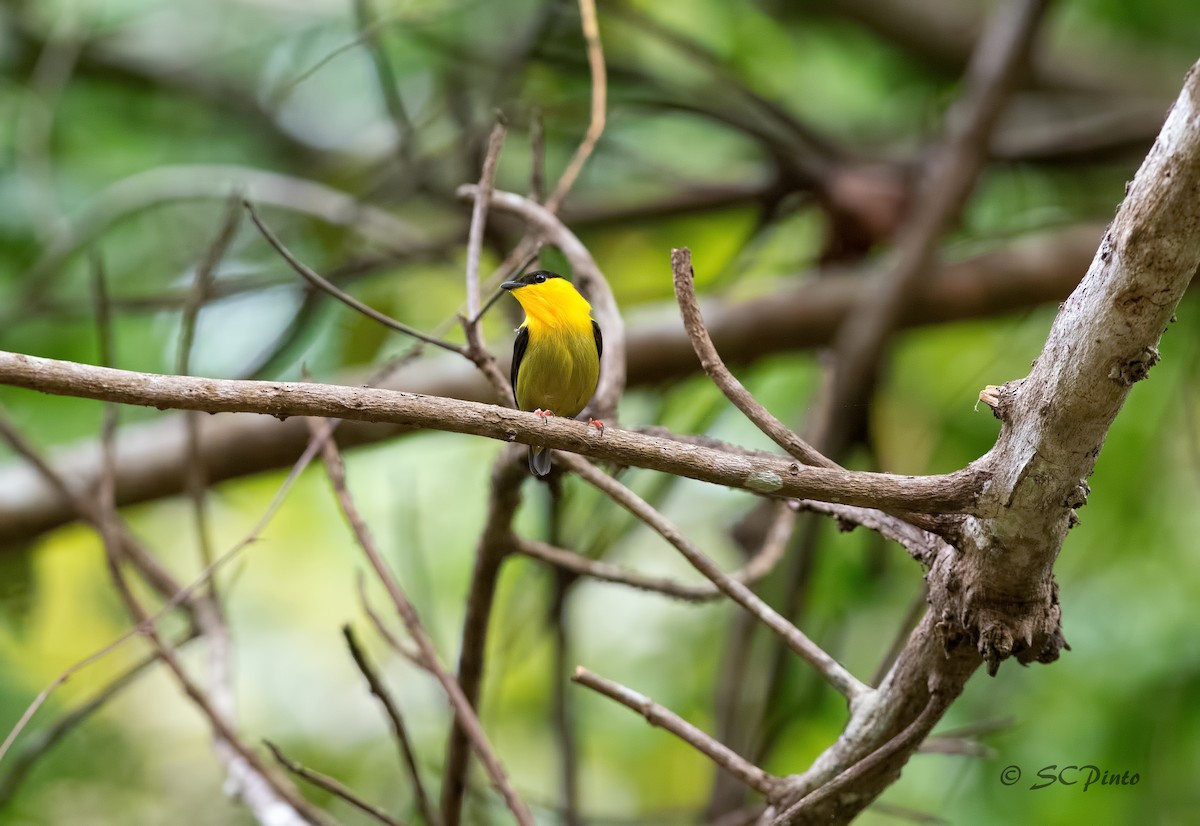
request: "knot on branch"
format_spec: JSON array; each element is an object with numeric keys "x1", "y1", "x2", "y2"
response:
[
  {"x1": 930, "y1": 552, "x2": 1068, "y2": 677},
  {"x1": 1108, "y1": 345, "x2": 1160, "y2": 386},
  {"x1": 972, "y1": 590, "x2": 1066, "y2": 676}
]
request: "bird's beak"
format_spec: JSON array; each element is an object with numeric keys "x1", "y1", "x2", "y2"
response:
[{"x1": 500, "y1": 280, "x2": 522, "y2": 292}]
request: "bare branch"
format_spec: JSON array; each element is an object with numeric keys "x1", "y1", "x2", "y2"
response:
[
  {"x1": 265, "y1": 740, "x2": 403, "y2": 826},
  {"x1": 464, "y1": 119, "x2": 507, "y2": 322},
  {"x1": 459, "y1": 121, "x2": 515, "y2": 405},
  {"x1": 769, "y1": 58, "x2": 1200, "y2": 823},
  {"x1": 544, "y1": 0, "x2": 606, "y2": 212},
  {"x1": 559, "y1": 454, "x2": 870, "y2": 702},
  {"x1": 572, "y1": 667, "x2": 779, "y2": 796},
  {"x1": 309, "y1": 420, "x2": 533, "y2": 826},
  {"x1": 441, "y1": 446, "x2": 525, "y2": 826},
  {"x1": 243, "y1": 201, "x2": 465, "y2": 355},
  {"x1": 0, "y1": 349, "x2": 984, "y2": 516},
  {"x1": 342, "y1": 626, "x2": 437, "y2": 826},
  {"x1": 513, "y1": 506, "x2": 790, "y2": 602},
  {"x1": 672, "y1": 247, "x2": 834, "y2": 468}
]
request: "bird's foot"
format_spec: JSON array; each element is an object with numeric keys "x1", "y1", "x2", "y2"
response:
[
  {"x1": 534, "y1": 409, "x2": 554, "y2": 421},
  {"x1": 587, "y1": 418, "x2": 605, "y2": 432}
]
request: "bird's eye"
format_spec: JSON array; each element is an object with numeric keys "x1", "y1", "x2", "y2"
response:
[{"x1": 534, "y1": 274, "x2": 546, "y2": 283}]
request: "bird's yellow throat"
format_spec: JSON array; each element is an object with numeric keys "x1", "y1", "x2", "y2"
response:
[{"x1": 510, "y1": 276, "x2": 594, "y2": 334}]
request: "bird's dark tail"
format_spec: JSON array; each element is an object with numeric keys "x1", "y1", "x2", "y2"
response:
[{"x1": 529, "y1": 446, "x2": 552, "y2": 477}]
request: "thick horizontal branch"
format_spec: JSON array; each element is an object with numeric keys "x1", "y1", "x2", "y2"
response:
[
  {"x1": 0, "y1": 351, "x2": 981, "y2": 516},
  {"x1": 0, "y1": 225, "x2": 1099, "y2": 547}
]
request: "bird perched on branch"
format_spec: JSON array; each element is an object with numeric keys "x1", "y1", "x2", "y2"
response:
[{"x1": 501, "y1": 270, "x2": 602, "y2": 476}]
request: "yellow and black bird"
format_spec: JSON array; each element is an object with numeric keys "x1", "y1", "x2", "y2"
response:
[{"x1": 501, "y1": 270, "x2": 602, "y2": 476}]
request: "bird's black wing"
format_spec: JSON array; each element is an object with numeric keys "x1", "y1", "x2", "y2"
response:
[
  {"x1": 511, "y1": 325, "x2": 529, "y2": 399},
  {"x1": 592, "y1": 320, "x2": 603, "y2": 360}
]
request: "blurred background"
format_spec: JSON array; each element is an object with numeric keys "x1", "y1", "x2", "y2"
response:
[{"x1": 0, "y1": 0, "x2": 1198, "y2": 824}]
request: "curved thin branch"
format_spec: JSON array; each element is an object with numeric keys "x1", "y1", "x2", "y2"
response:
[
  {"x1": 457, "y1": 185, "x2": 626, "y2": 421},
  {"x1": 460, "y1": 120, "x2": 517, "y2": 405},
  {"x1": 672, "y1": 247, "x2": 834, "y2": 468},
  {"x1": 342, "y1": 626, "x2": 436, "y2": 826},
  {"x1": 545, "y1": 0, "x2": 606, "y2": 212},
  {"x1": 244, "y1": 201, "x2": 466, "y2": 356}
]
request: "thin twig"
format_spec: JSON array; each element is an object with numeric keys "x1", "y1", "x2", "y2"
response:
[
  {"x1": 309, "y1": 420, "x2": 533, "y2": 826},
  {"x1": 558, "y1": 454, "x2": 870, "y2": 703},
  {"x1": 440, "y1": 445, "x2": 525, "y2": 826},
  {"x1": 178, "y1": 195, "x2": 242, "y2": 576},
  {"x1": 572, "y1": 667, "x2": 779, "y2": 795},
  {"x1": 545, "y1": 0, "x2": 606, "y2": 212},
  {"x1": 355, "y1": 572, "x2": 423, "y2": 663},
  {"x1": 460, "y1": 120, "x2": 514, "y2": 405},
  {"x1": 672, "y1": 247, "x2": 834, "y2": 468},
  {"x1": 464, "y1": 119, "x2": 507, "y2": 323},
  {"x1": 265, "y1": 740, "x2": 403, "y2": 826},
  {"x1": 243, "y1": 200, "x2": 466, "y2": 355},
  {"x1": 342, "y1": 625, "x2": 438, "y2": 826}
]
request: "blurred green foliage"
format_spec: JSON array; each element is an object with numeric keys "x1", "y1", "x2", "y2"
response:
[{"x1": 0, "y1": 0, "x2": 1198, "y2": 824}]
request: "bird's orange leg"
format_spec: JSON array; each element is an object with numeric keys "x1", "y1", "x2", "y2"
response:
[{"x1": 587, "y1": 418, "x2": 604, "y2": 432}]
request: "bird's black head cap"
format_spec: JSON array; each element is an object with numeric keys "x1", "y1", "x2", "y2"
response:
[{"x1": 500, "y1": 270, "x2": 564, "y2": 291}]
